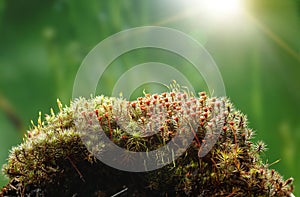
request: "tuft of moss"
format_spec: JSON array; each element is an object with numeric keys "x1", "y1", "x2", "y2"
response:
[{"x1": 0, "y1": 87, "x2": 294, "y2": 196}]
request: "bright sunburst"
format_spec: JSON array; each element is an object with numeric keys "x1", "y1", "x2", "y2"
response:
[
  {"x1": 202, "y1": 0, "x2": 242, "y2": 16},
  {"x1": 185, "y1": 0, "x2": 244, "y2": 21}
]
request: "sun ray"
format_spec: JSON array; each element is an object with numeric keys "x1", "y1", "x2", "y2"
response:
[{"x1": 247, "y1": 13, "x2": 300, "y2": 63}]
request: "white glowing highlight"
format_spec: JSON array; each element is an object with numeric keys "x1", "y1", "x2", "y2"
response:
[
  {"x1": 203, "y1": 0, "x2": 242, "y2": 16},
  {"x1": 186, "y1": 0, "x2": 244, "y2": 20}
]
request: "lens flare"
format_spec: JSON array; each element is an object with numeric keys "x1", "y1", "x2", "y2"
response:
[
  {"x1": 185, "y1": 0, "x2": 244, "y2": 21},
  {"x1": 203, "y1": 0, "x2": 242, "y2": 17}
]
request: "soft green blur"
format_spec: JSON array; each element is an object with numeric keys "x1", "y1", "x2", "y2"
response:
[{"x1": 0, "y1": 0, "x2": 299, "y2": 195}]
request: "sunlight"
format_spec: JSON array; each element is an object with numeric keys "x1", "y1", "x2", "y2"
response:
[
  {"x1": 185, "y1": 0, "x2": 244, "y2": 21},
  {"x1": 202, "y1": 0, "x2": 242, "y2": 17}
]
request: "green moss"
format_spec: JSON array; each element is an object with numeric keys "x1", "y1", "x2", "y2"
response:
[{"x1": 0, "y1": 88, "x2": 294, "y2": 196}]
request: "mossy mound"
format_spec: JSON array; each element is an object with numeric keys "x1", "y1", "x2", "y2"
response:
[{"x1": 0, "y1": 88, "x2": 294, "y2": 196}]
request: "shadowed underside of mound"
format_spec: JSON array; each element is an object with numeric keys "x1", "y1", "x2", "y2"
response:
[{"x1": 0, "y1": 89, "x2": 294, "y2": 196}]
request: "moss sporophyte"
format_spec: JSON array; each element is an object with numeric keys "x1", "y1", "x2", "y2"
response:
[{"x1": 0, "y1": 86, "x2": 294, "y2": 196}]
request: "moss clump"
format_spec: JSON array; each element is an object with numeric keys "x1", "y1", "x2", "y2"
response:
[{"x1": 0, "y1": 86, "x2": 294, "y2": 196}]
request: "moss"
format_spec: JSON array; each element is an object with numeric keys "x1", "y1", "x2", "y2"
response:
[{"x1": 0, "y1": 86, "x2": 294, "y2": 196}]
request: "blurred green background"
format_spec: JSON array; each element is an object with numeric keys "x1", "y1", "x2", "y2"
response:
[{"x1": 0, "y1": 0, "x2": 299, "y2": 195}]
